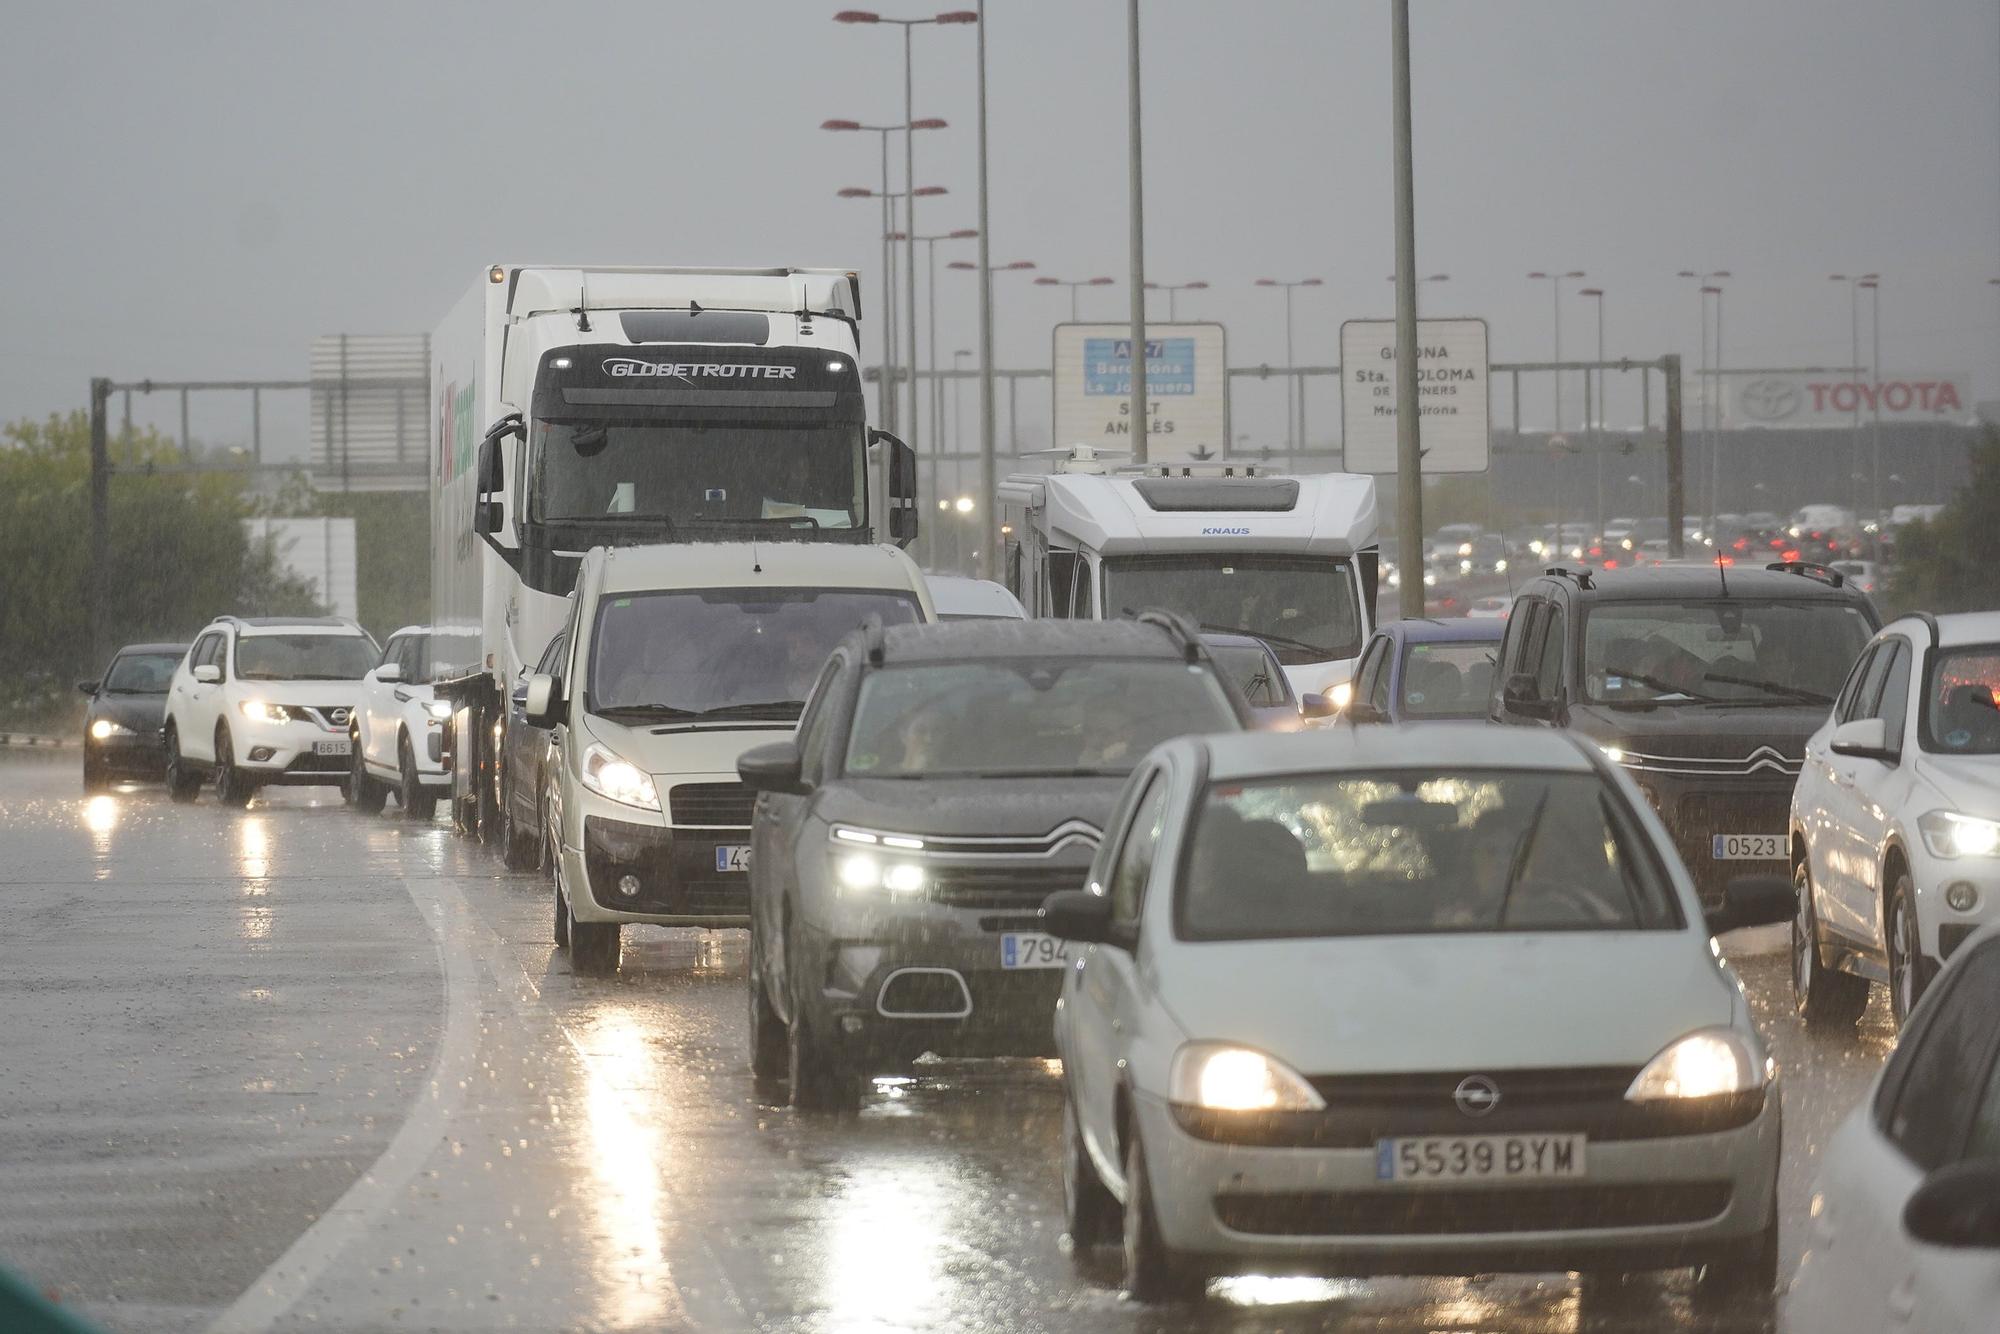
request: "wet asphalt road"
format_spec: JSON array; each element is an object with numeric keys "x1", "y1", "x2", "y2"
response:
[{"x1": 0, "y1": 752, "x2": 1902, "y2": 1334}]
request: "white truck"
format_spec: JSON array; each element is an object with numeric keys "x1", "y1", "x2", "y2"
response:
[
  {"x1": 431, "y1": 264, "x2": 917, "y2": 841},
  {"x1": 997, "y1": 447, "x2": 1378, "y2": 703}
]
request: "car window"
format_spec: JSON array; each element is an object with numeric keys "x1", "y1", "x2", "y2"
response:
[
  {"x1": 1400, "y1": 641, "x2": 1501, "y2": 719},
  {"x1": 1367, "y1": 639, "x2": 1393, "y2": 715},
  {"x1": 1875, "y1": 640, "x2": 1913, "y2": 741},
  {"x1": 1879, "y1": 943, "x2": 2000, "y2": 1171},
  {"x1": 195, "y1": 633, "x2": 226, "y2": 673},
  {"x1": 1964, "y1": 1022, "x2": 2000, "y2": 1162},
  {"x1": 1533, "y1": 607, "x2": 1566, "y2": 698},
  {"x1": 1108, "y1": 772, "x2": 1169, "y2": 922},
  {"x1": 1207, "y1": 642, "x2": 1287, "y2": 708},
  {"x1": 235, "y1": 634, "x2": 377, "y2": 682},
  {"x1": 794, "y1": 658, "x2": 846, "y2": 779},
  {"x1": 1921, "y1": 644, "x2": 2000, "y2": 755},
  {"x1": 104, "y1": 651, "x2": 181, "y2": 693},
  {"x1": 1833, "y1": 644, "x2": 1881, "y2": 724},
  {"x1": 1502, "y1": 597, "x2": 1543, "y2": 677},
  {"x1": 379, "y1": 635, "x2": 406, "y2": 673},
  {"x1": 1848, "y1": 642, "x2": 1898, "y2": 722},
  {"x1": 536, "y1": 632, "x2": 568, "y2": 677}
]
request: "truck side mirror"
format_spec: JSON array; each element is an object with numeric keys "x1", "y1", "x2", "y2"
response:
[
  {"x1": 474, "y1": 500, "x2": 503, "y2": 535},
  {"x1": 890, "y1": 509, "x2": 919, "y2": 543},
  {"x1": 476, "y1": 434, "x2": 503, "y2": 496},
  {"x1": 870, "y1": 429, "x2": 920, "y2": 548}
]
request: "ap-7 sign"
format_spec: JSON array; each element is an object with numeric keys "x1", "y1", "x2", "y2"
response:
[
  {"x1": 1053, "y1": 322, "x2": 1227, "y2": 462},
  {"x1": 1339, "y1": 318, "x2": 1490, "y2": 474}
]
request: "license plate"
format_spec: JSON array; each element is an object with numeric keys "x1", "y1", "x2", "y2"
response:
[
  {"x1": 313, "y1": 739, "x2": 351, "y2": 756},
  {"x1": 1000, "y1": 932, "x2": 1068, "y2": 969},
  {"x1": 1712, "y1": 833, "x2": 1783, "y2": 860},
  {"x1": 714, "y1": 844, "x2": 751, "y2": 873},
  {"x1": 1376, "y1": 1133, "x2": 1587, "y2": 1183}
]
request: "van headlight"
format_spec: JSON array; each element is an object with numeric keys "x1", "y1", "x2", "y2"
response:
[
  {"x1": 579, "y1": 743, "x2": 659, "y2": 812},
  {"x1": 1919, "y1": 811, "x2": 2000, "y2": 859},
  {"x1": 1169, "y1": 1042, "x2": 1325, "y2": 1112},
  {"x1": 1625, "y1": 1028, "x2": 1767, "y2": 1101}
]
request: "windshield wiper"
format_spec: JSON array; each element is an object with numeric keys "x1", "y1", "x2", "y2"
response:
[
  {"x1": 693, "y1": 700, "x2": 806, "y2": 719},
  {"x1": 1599, "y1": 665, "x2": 1717, "y2": 702},
  {"x1": 681, "y1": 515, "x2": 825, "y2": 532},
  {"x1": 1701, "y1": 671, "x2": 1832, "y2": 705},
  {"x1": 539, "y1": 513, "x2": 681, "y2": 540},
  {"x1": 594, "y1": 703, "x2": 702, "y2": 721},
  {"x1": 1495, "y1": 787, "x2": 1551, "y2": 928},
  {"x1": 1196, "y1": 622, "x2": 1326, "y2": 657}
]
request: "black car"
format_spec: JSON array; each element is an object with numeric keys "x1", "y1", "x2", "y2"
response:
[
  {"x1": 78, "y1": 642, "x2": 188, "y2": 790},
  {"x1": 1489, "y1": 563, "x2": 1879, "y2": 906},
  {"x1": 735, "y1": 613, "x2": 1253, "y2": 1112}
]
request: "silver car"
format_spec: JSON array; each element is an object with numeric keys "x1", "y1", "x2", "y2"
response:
[{"x1": 1043, "y1": 723, "x2": 1794, "y2": 1304}]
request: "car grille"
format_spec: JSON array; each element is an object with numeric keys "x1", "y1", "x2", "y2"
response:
[
  {"x1": 928, "y1": 865, "x2": 1089, "y2": 909},
  {"x1": 1213, "y1": 1183, "x2": 1733, "y2": 1237},
  {"x1": 1615, "y1": 746, "x2": 1801, "y2": 778},
  {"x1": 669, "y1": 782, "x2": 754, "y2": 828}
]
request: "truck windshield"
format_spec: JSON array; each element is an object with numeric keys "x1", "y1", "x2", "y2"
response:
[
  {"x1": 1103, "y1": 554, "x2": 1362, "y2": 666},
  {"x1": 529, "y1": 420, "x2": 865, "y2": 531},
  {"x1": 587, "y1": 587, "x2": 921, "y2": 721}
]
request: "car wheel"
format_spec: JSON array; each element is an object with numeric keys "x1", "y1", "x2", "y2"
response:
[
  {"x1": 1062, "y1": 1095, "x2": 1120, "y2": 1252},
  {"x1": 1793, "y1": 857, "x2": 1866, "y2": 1031},
  {"x1": 1122, "y1": 1125, "x2": 1205, "y2": 1303},
  {"x1": 499, "y1": 783, "x2": 538, "y2": 870},
  {"x1": 786, "y1": 928, "x2": 859, "y2": 1114},
  {"x1": 82, "y1": 753, "x2": 108, "y2": 793},
  {"x1": 1887, "y1": 871, "x2": 1935, "y2": 1029},
  {"x1": 552, "y1": 872, "x2": 570, "y2": 948},
  {"x1": 213, "y1": 727, "x2": 254, "y2": 808},
  {"x1": 163, "y1": 725, "x2": 201, "y2": 803},
  {"x1": 565, "y1": 883, "x2": 620, "y2": 976},
  {"x1": 1695, "y1": 1212, "x2": 1777, "y2": 1306},
  {"x1": 747, "y1": 927, "x2": 788, "y2": 1090},
  {"x1": 400, "y1": 736, "x2": 437, "y2": 822},
  {"x1": 347, "y1": 740, "x2": 387, "y2": 814}
]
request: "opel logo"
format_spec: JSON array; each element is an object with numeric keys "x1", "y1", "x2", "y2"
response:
[
  {"x1": 1453, "y1": 1075, "x2": 1501, "y2": 1118},
  {"x1": 1737, "y1": 377, "x2": 1801, "y2": 422}
]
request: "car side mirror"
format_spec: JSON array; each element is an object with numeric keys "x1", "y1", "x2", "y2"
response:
[
  {"x1": 193, "y1": 664, "x2": 222, "y2": 685},
  {"x1": 1502, "y1": 671, "x2": 1557, "y2": 721},
  {"x1": 1830, "y1": 717, "x2": 1897, "y2": 763},
  {"x1": 1040, "y1": 889, "x2": 1120, "y2": 945},
  {"x1": 1299, "y1": 692, "x2": 1336, "y2": 720},
  {"x1": 374, "y1": 662, "x2": 403, "y2": 684},
  {"x1": 77, "y1": 679, "x2": 100, "y2": 696},
  {"x1": 737, "y1": 740, "x2": 809, "y2": 796},
  {"x1": 522, "y1": 673, "x2": 563, "y2": 729},
  {"x1": 1904, "y1": 1160, "x2": 2000, "y2": 1249},
  {"x1": 1705, "y1": 874, "x2": 1796, "y2": 935}
]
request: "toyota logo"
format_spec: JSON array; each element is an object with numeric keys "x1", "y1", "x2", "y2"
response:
[
  {"x1": 1453, "y1": 1075, "x2": 1501, "y2": 1118},
  {"x1": 1737, "y1": 377, "x2": 1801, "y2": 422}
]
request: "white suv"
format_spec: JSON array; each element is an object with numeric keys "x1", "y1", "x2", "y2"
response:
[
  {"x1": 1790, "y1": 611, "x2": 2000, "y2": 1030},
  {"x1": 163, "y1": 616, "x2": 380, "y2": 806},
  {"x1": 348, "y1": 625, "x2": 450, "y2": 820}
]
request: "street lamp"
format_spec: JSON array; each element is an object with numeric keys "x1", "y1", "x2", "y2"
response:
[
  {"x1": 891, "y1": 226, "x2": 978, "y2": 471},
  {"x1": 1254, "y1": 277, "x2": 1324, "y2": 450},
  {"x1": 951, "y1": 348, "x2": 974, "y2": 457},
  {"x1": 950, "y1": 260, "x2": 1034, "y2": 478},
  {"x1": 824, "y1": 115, "x2": 949, "y2": 433},
  {"x1": 1144, "y1": 279, "x2": 1208, "y2": 321},
  {"x1": 1676, "y1": 269, "x2": 1729, "y2": 529},
  {"x1": 1577, "y1": 286, "x2": 1607, "y2": 538},
  {"x1": 1033, "y1": 275, "x2": 1115, "y2": 322},
  {"x1": 1528, "y1": 270, "x2": 1586, "y2": 542},
  {"x1": 1859, "y1": 277, "x2": 1884, "y2": 558},
  {"x1": 1830, "y1": 272, "x2": 1880, "y2": 519}
]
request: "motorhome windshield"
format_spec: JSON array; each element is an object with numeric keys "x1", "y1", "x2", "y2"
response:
[
  {"x1": 529, "y1": 420, "x2": 866, "y2": 532},
  {"x1": 1103, "y1": 554, "x2": 1362, "y2": 666}
]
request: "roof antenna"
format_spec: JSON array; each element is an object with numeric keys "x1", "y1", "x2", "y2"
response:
[
  {"x1": 752, "y1": 539, "x2": 762, "y2": 574},
  {"x1": 573, "y1": 272, "x2": 591, "y2": 332}
]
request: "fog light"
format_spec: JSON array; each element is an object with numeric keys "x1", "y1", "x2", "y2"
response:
[
  {"x1": 1945, "y1": 881, "x2": 1979, "y2": 912},
  {"x1": 248, "y1": 746, "x2": 276, "y2": 762},
  {"x1": 840, "y1": 1015, "x2": 864, "y2": 1035},
  {"x1": 617, "y1": 874, "x2": 640, "y2": 897}
]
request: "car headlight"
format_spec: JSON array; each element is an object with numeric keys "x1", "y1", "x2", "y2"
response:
[
  {"x1": 238, "y1": 700, "x2": 287, "y2": 723},
  {"x1": 829, "y1": 827, "x2": 927, "y2": 893},
  {"x1": 89, "y1": 718, "x2": 134, "y2": 740},
  {"x1": 579, "y1": 742, "x2": 659, "y2": 812},
  {"x1": 424, "y1": 699, "x2": 453, "y2": 721},
  {"x1": 1625, "y1": 1028, "x2": 1767, "y2": 1102},
  {"x1": 1919, "y1": 811, "x2": 2000, "y2": 859},
  {"x1": 1324, "y1": 680, "x2": 1354, "y2": 711},
  {"x1": 1493, "y1": 558, "x2": 1508, "y2": 572},
  {"x1": 1169, "y1": 1042, "x2": 1325, "y2": 1112},
  {"x1": 1599, "y1": 742, "x2": 1640, "y2": 766}
]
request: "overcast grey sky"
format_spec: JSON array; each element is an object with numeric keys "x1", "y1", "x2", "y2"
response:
[{"x1": 2, "y1": 0, "x2": 1994, "y2": 454}]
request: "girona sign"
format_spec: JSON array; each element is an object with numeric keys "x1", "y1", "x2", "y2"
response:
[{"x1": 1729, "y1": 371, "x2": 1970, "y2": 428}]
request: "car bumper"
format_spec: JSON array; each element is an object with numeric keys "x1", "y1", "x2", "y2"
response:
[
  {"x1": 224, "y1": 720, "x2": 352, "y2": 781},
  {"x1": 1629, "y1": 774, "x2": 1795, "y2": 907},
  {"x1": 1131, "y1": 1083, "x2": 1781, "y2": 1275},
  {"x1": 561, "y1": 798, "x2": 751, "y2": 928},
  {"x1": 86, "y1": 732, "x2": 167, "y2": 774},
  {"x1": 1905, "y1": 847, "x2": 2000, "y2": 963}
]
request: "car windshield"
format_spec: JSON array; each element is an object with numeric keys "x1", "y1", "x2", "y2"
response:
[
  {"x1": 844, "y1": 659, "x2": 1237, "y2": 779},
  {"x1": 1206, "y1": 642, "x2": 1289, "y2": 707},
  {"x1": 1582, "y1": 599, "x2": 1873, "y2": 705},
  {"x1": 103, "y1": 652, "x2": 181, "y2": 693},
  {"x1": 1924, "y1": 645, "x2": 2000, "y2": 755},
  {"x1": 530, "y1": 419, "x2": 865, "y2": 531},
  {"x1": 587, "y1": 588, "x2": 920, "y2": 720},
  {"x1": 1400, "y1": 641, "x2": 1500, "y2": 717},
  {"x1": 233, "y1": 634, "x2": 377, "y2": 681},
  {"x1": 1178, "y1": 770, "x2": 1679, "y2": 940},
  {"x1": 1103, "y1": 554, "x2": 1361, "y2": 665}
]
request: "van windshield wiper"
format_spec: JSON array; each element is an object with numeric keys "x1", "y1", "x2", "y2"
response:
[
  {"x1": 1701, "y1": 671, "x2": 1832, "y2": 704},
  {"x1": 594, "y1": 703, "x2": 702, "y2": 721},
  {"x1": 538, "y1": 513, "x2": 681, "y2": 540},
  {"x1": 1196, "y1": 622, "x2": 1325, "y2": 657},
  {"x1": 694, "y1": 700, "x2": 806, "y2": 719}
]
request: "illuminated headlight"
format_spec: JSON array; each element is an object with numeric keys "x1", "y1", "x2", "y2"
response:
[
  {"x1": 1422, "y1": 571, "x2": 1436, "y2": 587},
  {"x1": 1528, "y1": 539, "x2": 1546, "y2": 555},
  {"x1": 1457, "y1": 542, "x2": 1473, "y2": 557},
  {"x1": 1919, "y1": 811, "x2": 2000, "y2": 860},
  {"x1": 423, "y1": 700, "x2": 453, "y2": 721},
  {"x1": 1324, "y1": 680, "x2": 1354, "y2": 711},
  {"x1": 1599, "y1": 742, "x2": 1639, "y2": 766},
  {"x1": 832, "y1": 825, "x2": 927, "y2": 850},
  {"x1": 1459, "y1": 558, "x2": 1473, "y2": 574},
  {"x1": 1620, "y1": 538, "x2": 1634, "y2": 550},
  {"x1": 833, "y1": 850, "x2": 927, "y2": 894},
  {"x1": 1625, "y1": 1028, "x2": 1766, "y2": 1101},
  {"x1": 238, "y1": 700, "x2": 287, "y2": 724},
  {"x1": 579, "y1": 742, "x2": 659, "y2": 812},
  {"x1": 89, "y1": 719, "x2": 133, "y2": 740},
  {"x1": 1493, "y1": 558, "x2": 1508, "y2": 572},
  {"x1": 1169, "y1": 1043, "x2": 1325, "y2": 1112}
]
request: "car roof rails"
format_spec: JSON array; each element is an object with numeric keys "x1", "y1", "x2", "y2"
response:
[
  {"x1": 1136, "y1": 608, "x2": 1204, "y2": 664},
  {"x1": 1765, "y1": 560, "x2": 1845, "y2": 588},
  {"x1": 1541, "y1": 565, "x2": 1595, "y2": 590},
  {"x1": 862, "y1": 614, "x2": 888, "y2": 666}
]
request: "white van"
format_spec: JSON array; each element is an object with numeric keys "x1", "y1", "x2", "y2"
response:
[{"x1": 523, "y1": 541, "x2": 934, "y2": 974}]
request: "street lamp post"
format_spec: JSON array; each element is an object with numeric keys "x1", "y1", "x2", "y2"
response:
[
  {"x1": 1703, "y1": 284, "x2": 1726, "y2": 540},
  {"x1": 1675, "y1": 270, "x2": 1729, "y2": 537},
  {"x1": 1144, "y1": 280, "x2": 1208, "y2": 321},
  {"x1": 949, "y1": 258, "x2": 1034, "y2": 458},
  {"x1": 1124, "y1": 0, "x2": 1148, "y2": 464},
  {"x1": 1528, "y1": 270, "x2": 1585, "y2": 540},
  {"x1": 1033, "y1": 275, "x2": 1115, "y2": 322},
  {"x1": 894, "y1": 226, "x2": 978, "y2": 473},
  {"x1": 1254, "y1": 277, "x2": 1324, "y2": 450},
  {"x1": 1862, "y1": 277, "x2": 1883, "y2": 560},
  {"x1": 1577, "y1": 286, "x2": 1606, "y2": 539},
  {"x1": 1830, "y1": 273, "x2": 1879, "y2": 521}
]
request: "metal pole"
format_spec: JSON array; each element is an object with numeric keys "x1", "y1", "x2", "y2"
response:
[
  {"x1": 88, "y1": 377, "x2": 110, "y2": 672},
  {"x1": 927, "y1": 237, "x2": 940, "y2": 469},
  {"x1": 1070, "y1": 284, "x2": 1080, "y2": 323},
  {"x1": 902, "y1": 25, "x2": 921, "y2": 465},
  {"x1": 1391, "y1": 0, "x2": 1423, "y2": 619},
  {"x1": 1284, "y1": 286, "x2": 1297, "y2": 449},
  {"x1": 1869, "y1": 282, "x2": 1883, "y2": 561},
  {"x1": 1551, "y1": 281, "x2": 1562, "y2": 433},
  {"x1": 1168, "y1": 288, "x2": 1177, "y2": 321},
  {"x1": 1595, "y1": 294, "x2": 1605, "y2": 539},
  {"x1": 1664, "y1": 355, "x2": 1685, "y2": 559},
  {"x1": 1696, "y1": 287, "x2": 1709, "y2": 535},
  {"x1": 1711, "y1": 287, "x2": 1724, "y2": 540},
  {"x1": 1849, "y1": 281, "x2": 1862, "y2": 519},
  {"x1": 252, "y1": 386, "x2": 262, "y2": 463},
  {"x1": 879, "y1": 131, "x2": 898, "y2": 433},
  {"x1": 976, "y1": 0, "x2": 996, "y2": 577},
  {"x1": 1125, "y1": 0, "x2": 1149, "y2": 465}
]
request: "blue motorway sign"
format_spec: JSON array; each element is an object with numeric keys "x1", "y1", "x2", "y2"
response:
[{"x1": 1082, "y1": 338, "x2": 1196, "y2": 396}]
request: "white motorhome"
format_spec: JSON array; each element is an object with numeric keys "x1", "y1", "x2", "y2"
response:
[
  {"x1": 430, "y1": 264, "x2": 917, "y2": 837},
  {"x1": 997, "y1": 449, "x2": 1378, "y2": 701}
]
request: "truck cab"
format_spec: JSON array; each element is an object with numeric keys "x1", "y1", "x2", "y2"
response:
[{"x1": 997, "y1": 452, "x2": 1379, "y2": 702}]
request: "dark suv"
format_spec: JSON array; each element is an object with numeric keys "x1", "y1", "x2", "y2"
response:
[
  {"x1": 1489, "y1": 563, "x2": 1879, "y2": 906},
  {"x1": 735, "y1": 613, "x2": 1252, "y2": 1112}
]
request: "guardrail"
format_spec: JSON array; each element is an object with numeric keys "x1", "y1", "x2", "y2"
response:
[{"x1": 0, "y1": 732, "x2": 77, "y2": 749}]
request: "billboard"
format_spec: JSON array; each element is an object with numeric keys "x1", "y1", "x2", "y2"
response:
[
  {"x1": 1052, "y1": 322, "x2": 1227, "y2": 461},
  {"x1": 1724, "y1": 372, "x2": 1972, "y2": 429},
  {"x1": 1339, "y1": 318, "x2": 1490, "y2": 474}
]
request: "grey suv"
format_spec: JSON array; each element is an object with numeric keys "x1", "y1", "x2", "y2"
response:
[{"x1": 735, "y1": 614, "x2": 1252, "y2": 1112}]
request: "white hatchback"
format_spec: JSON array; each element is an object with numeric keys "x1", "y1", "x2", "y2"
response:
[
  {"x1": 1790, "y1": 612, "x2": 2000, "y2": 1030},
  {"x1": 1042, "y1": 724, "x2": 1793, "y2": 1305}
]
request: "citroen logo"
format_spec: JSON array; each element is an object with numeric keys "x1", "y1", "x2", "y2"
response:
[{"x1": 1453, "y1": 1075, "x2": 1501, "y2": 1118}]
